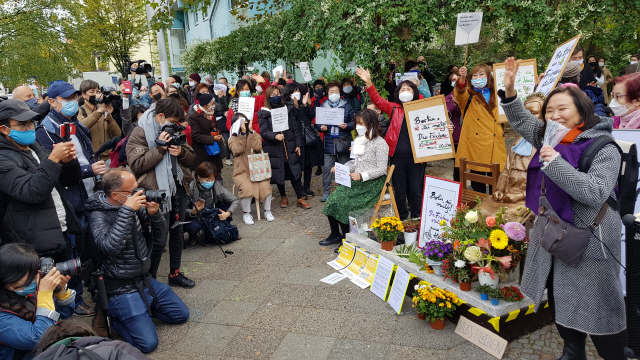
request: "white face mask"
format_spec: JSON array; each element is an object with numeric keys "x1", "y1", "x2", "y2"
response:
[
  {"x1": 291, "y1": 92, "x2": 301, "y2": 101},
  {"x1": 398, "y1": 91, "x2": 413, "y2": 103},
  {"x1": 631, "y1": 61, "x2": 639, "y2": 65},
  {"x1": 609, "y1": 99, "x2": 630, "y2": 117},
  {"x1": 356, "y1": 124, "x2": 367, "y2": 136},
  {"x1": 328, "y1": 93, "x2": 340, "y2": 103},
  {"x1": 598, "y1": 62, "x2": 604, "y2": 67},
  {"x1": 189, "y1": 80, "x2": 197, "y2": 87},
  {"x1": 571, "y1": 59, "x2": 584, "y2": 65}
]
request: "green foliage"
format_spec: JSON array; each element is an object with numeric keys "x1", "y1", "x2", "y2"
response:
[{"x1": 475, "y1": 284, "x2": 493, "y2": 295}]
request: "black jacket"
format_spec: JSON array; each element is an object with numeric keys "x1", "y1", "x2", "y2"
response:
[
  {"x1": 186, "y1": 109, "x2": 225, "y2": 172},
  {"x1": 86, "y1": 192, "x2": 167, "y2": 296},
  {"x1": 0, "y1": 136, "x2": 81, "y2": 257},
  {"x1": 258, "y1": 106, "x2": 304, "y2": 185},
  {"x1": 285, "y1": 101, "x2": 323, "y2": 168},
  {"x1": 34, "y1": 336, "x2": 150, "y2": 360}
]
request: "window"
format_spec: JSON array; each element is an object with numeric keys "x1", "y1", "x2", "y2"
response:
[
  {"x1": 195, "y1": 10, "x2": 199, "y2": 24},
  {"x1": 170, "y1": 28, "x2": 187, "y2": 68}
]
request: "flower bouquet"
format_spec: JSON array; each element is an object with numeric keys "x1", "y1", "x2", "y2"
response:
[
  {"x1": 371, "y1": 216, "x2": 404, "y2": 251},
  {"x1": 412, "y1": 284, "x2": 459, "y2": 329}
]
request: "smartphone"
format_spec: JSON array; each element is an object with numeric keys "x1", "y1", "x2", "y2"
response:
[
  {"x1": 59, "y1": 122, "x2": 76, "y2": 141},
  {"x1": 122, "y1": 81, "x2": 132, "y2": 94}
]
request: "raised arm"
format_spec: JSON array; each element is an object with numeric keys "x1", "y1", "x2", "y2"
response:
[{"x1": 356, "y1": 67, "x2": 395, "y2": 116}]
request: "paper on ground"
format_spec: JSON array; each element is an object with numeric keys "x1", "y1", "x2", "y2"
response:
[
  {"x1": 340, "y1": 248, "x2": 368, "y2": 279},
  {"x1": 320, "y1": 272, "x2": 348, "y2": 285},
  {"x1": 370, "y1": 255, "x2": 394, "y2": 301},
  {"x1": 326, "y1": 241, "x2": 356, "y2": 270}
]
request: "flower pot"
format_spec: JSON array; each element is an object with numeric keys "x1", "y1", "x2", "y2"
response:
[
  {"x1": 478, "y1": 272, "x2": 499, "y2": 289},
  {"x1": 381, "y1": 240, "x2": 396, "y2": 251},
  {"x1": 417, "y1": 313, "x2": 426, "y2": 320},
  {"x1": 459, "y1": 282, "x2": 471, "y2": 291},
  {"x1": 480, "y1": 293, "x2": 489, "y2": 301},
  {"x1": 429, "y1": 318, "x2": 446, "y2": 330},
  {"x1": 491, "y1": 298, "x2": 500, "y2": 306},
  {"x1": 404, "y1": 231, "x2": 418, "y2": 247}
]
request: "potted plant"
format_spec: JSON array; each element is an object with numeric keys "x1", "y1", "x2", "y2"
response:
[
  {"x1": 371, "y1": 216, "x2": 404, "y2": 251},
  {"x1": 488, "y1": 287, "x2": 502, "y2": 305},
  {"x1": 412, "y1": 284, "x2": 458, "y2": 330},
  {"x1": 402, "y1": 218, "x2": 420, "y2": 247},
  {"x1": 456, "y1": 261, "x2": 472, "y2": 291},
  {"x1": 423, "y1": 240, "x2": 453, "y2": 274},
  {"x1": 500, "y1": 286, "x2": 525, "y2": 302},
  {"x1": 476, "y1": 284, "x2": 492, "y2": 301}
]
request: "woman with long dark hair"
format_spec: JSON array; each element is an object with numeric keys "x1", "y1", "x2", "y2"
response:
[{"x1": 225, "y1": 75, "x2": 268, "y2": 133}]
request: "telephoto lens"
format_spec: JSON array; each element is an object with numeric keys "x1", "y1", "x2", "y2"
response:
[
  {"x1": 133, "y1": 188, "x2": 167, "y2": 204},
  {"x1": 39, "y1": 257, "x2": 81, "y2": 277}
]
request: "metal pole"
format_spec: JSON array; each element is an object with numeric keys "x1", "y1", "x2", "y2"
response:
[{"x1": 145, "y1": 3, "x2": 170, "y2": 82}]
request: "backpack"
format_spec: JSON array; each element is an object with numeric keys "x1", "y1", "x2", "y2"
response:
[
  {"x1": 199, "y1": 207, "x2": 239, "y2": 244},
  {"x1": 34, "y1": 344, "x2": 104, "y2": 360},
  {"x1": 578, "y1": 136, "x2": 639, "y2": 217}
]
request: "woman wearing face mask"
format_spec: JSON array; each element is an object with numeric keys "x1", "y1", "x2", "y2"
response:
[
  {"x1": 587, "y1": 56, "x2": 605, "y2": 88},
  {"x1": 341, "y1": 78, "x2": 363, "y2": 111},
  {"x1": 356, "y1": 67, "x2": 425, "y2": 222},
  {"x1": 225, "y1": 76, "x2": 268, "y2": 133},
  {"x1": 185, "y1": 162, "x2": 240, "y2": 246},
  {"x1": 258, "y1": 86, "x2": 309, "y2": 209},
  {"x1": 596, "y1": 58, "x2": 614, "y2": 104},
  {"x1": 187, "y1": 93, "x2": 225, "y2": 179},
  {"x1": 440, "y1": 64, "x2": 460, "y2": 96},
  {"x1": 454, "y1": 64, "x2": 506, "y2": 193},
  {"x1": 611, "y1": 73, "x2": 640, "y2": 129},
  {"x1": 0, "y1": 244, "x2": 76, "y2": 360},
  {"x1": 404, "y1": 60, "x2": 432, "y2": 99},
  {"x1": 445, "y1": 71, "x2": 462, "y2": 181},
  {"x1": 560, "y1": 62, "x2": 607, "y2": 117},
  {"x1": 501, "y1": 57, "x2": 626, "y2": 360}
]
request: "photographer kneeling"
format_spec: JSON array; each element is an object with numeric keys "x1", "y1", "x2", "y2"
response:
[
  {"x1": 86, "y1": 168, "x2": 189, "y2": 353},
  {"x1": 0, "y1": 244, "x2": 76, "y2": 360}
]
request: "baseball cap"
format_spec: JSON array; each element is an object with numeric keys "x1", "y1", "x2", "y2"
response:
[
  {"x1": 47, "y1": 81, "x2": 81, "y2": 99},
  {"x1": 0, "y1": 99, "x2": 40, "y2": 122}
]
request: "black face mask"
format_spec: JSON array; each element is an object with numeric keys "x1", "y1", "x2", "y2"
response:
[
  {"x1": 315, "y1": 88, "x2": 324, "y2": 97},
  {"x1": 169, "y1": 93, "x2": 180, "y2": 99},
  {"x1": 153, "y1": 93, "x2": 162, "y2": 101},
  {"x1": 389, "y1": 63, "x2": 396, "y2": 71},
  {"x1": 589, "y1": 62, "x2": 597, "y2": 68},
  {"x1": 88, "y1": 95, "x2": 97, "y2": 105}
]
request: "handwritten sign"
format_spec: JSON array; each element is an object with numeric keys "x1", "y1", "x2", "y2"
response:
[
  {"x1": 493, "y1": 59, "x2": 538, "y2": 123},
  {"x1": 455, "y1": 316, "x2": 508, "y2": 359},
  {"x1": 299, "y1": 62, "x2": 313, "y2": 82},
  {"x1": 455, "y1": 12, "x2": 483, "y2": 45},
  {"x1": 402, "y1": 96, "x2": 455, "y2": 163},
  {"x1": 387, "y1": 266, "x2": 411, "y2": 314},
  {"x1": 418, "y1": 176, "x2": 461, "y2": 248},
  {"x1": 315, "y1": 107, "x2": 345, "y2": 126},
  {"x1": 270, "y1": 107, "x2": 289, "y2": 132},
  {"x1": 370, "y1": 255, "x2": 394, "y2": 301},
  {"x1": 334, "y1": 162, "x2": 351, "y2": 188},
  {"x1": 537, "y1": 34, "x2": 582, "y2": 96},
  {"x1": 237, "y1": 97, "x2": 256, "y2": 121}
]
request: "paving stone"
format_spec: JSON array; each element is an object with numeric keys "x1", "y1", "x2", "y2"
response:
[
  {"x1": 222, "y1": 327, "x2": 287, "y2": 358},
  {"x1": 243, "y1": 304, "x2": 305, "y2": 332},
  {"x1": 391, "y1": 317, "x2": 466, "y2": 350},
  {"x1": 202, "y1": 300, "x2": 261, "y2": 326},
  {"x1": 291, "y1": 308, "x2": 397, "y2": 343},
  {"x1": 326, "y1": 339, "x2": 389, "y2": 360},
  {"x1": 385, "y1": 345, "x2": 448, "y2": 360},
  {"x1": 171, "y1": 323, "x2": 240, "y2": 356},
  {"x1": 281, "y1": 266, "x2": 336, "y2": 286},
  {"x1": 271, "y1": 333, "x2": 335, "y2": 360}
]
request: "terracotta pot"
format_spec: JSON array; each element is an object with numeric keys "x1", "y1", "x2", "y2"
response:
[
  {"x1": 459, "y1": 282, "x2": 471, "y2": 291},
  {"x1": 381, "y1": 240, "x2": 396, "y2": 251},
  {"x1": 430, "y1": 318, "x2": 446, "y2": 330},
  {"x1": 417, "y1": 313, "x2": 426, "y2": 320}
]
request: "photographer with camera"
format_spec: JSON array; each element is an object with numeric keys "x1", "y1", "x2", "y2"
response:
[
  {"x1": 77, "y1": 80, "x2": 122, "y2": 162},
  {"x1": 85, "y1": 168, "x2": 188, "y2": 353},
  {"x1": 0, "y1": 243, "x2": 76, "y2": 360},
  {"x1": 128, "y1": 60, "x2": 155, "y2": 89},
  {"x1": 126, "y1": 98, "x2": 196, "y2": 288}
]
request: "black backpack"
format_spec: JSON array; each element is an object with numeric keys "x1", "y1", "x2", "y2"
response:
[{"x1": 579, "y1": 136, "x2": 639, "y2": 217}]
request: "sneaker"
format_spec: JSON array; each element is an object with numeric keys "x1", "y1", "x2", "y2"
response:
[
  {"x1": 74, "y1": 303, "x2": 95, "y2": 317},
  {"x1": 264, "y1": 211, "x2": 275, "y2": 221},
  {"x1": 243, "y1": 213, "x2": 254, "y2": 225},
  {"x1": 321, "y1": 193, "x2": 329, "y2": 202},
  {"x1": 304, "y1": 188, "x2": 315, "y2": 197},
  {"x1": 168, "y1": 271, "x2": 196, "y2": 288},
  {"x1": 225, "y1": 159, "x2": 234, "y2": 166}
]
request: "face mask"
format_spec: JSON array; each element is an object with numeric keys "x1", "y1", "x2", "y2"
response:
[
  {"x1": 356, "y1": 124, "x2": 367, "y2": 136},
  {"x1": 328, "y1": 93, "x2": 340, "y2": 103},
  {"x1": 631, "y1": 61, "x2": 639, "y2": 65},
  {"x1": 153, "y1": 93, "x2": 162, "y2": 101},
  {"x1": 201, "y1": 180, "x2": 215, "y2": 189},
  {"x1": 315, "y1": 88, "x2": 324, "y2": 97},
  {"x1": 239, "y1": 91, "x2": 251, "y2": 97},
  {"x1": 88, "y1": 95, "x2": 97, "y2": 105},
  {"x1": 598, "y1": 62, "x2": 604, "y2": 67},
  {"x1": 6, "y1": 128, "x2": 36, "y2": 146},
  {"x1": 172, "y1": 83, "x2": 180, "y2": 88},
  {"x1": 169, "y1": 93, "x2": 180, "y2": 99},
  {"x1": 60, "y1": 100, "x2": 79, "y2": 117},
  {"x1": 291, "y1": 93, "x2": 301, "y2": 101},
  {"x1": 571, "y1": 59, "x2": 584, "y2": 65},
  {"x1": 389, "y1": 63, "x2": 396, "y2": 71},
  {"x1": 451, "y1": 81, "x2": 456, "y2": 87},
  {"x1": 256, "y1": 86, "x2": 263, "y2": 93},
  {"x1": 269, "y1": 95, "x2": 281, "y2": 104},
  {"x1": 409, "y1": 69, "x2": 421, "y2": 75},
  {"x1": 189, "y1": 80, "x2": 197, "y2": 87},
  {"x1": 398, "y1": 91, "x2": 414, "y2": 103},
  {"x1": 589, "y1": 62, "x2": 596, "y2": 68},
  {"x1": 25, "y1": 97, "x2": 38, "y2": 109},
  {"x1": 15, "y1": 280, "x2": 37, "y2": 296},
  {"x1": 343, "y1": 86, "x2": 353, "y2": 94},
  {"x1": 471, "y1": 78, "x2": 488, "y2": 89},
  {"x1": 609, "y1": 99, "x2": 630, "y2": 117}
]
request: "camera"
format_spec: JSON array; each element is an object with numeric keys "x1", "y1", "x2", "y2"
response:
[
  {"x1": 40, "y1": 257, "x2": 81, "y2": 277},
  {"x1": 133, "y1": 188, "x2": 167, "y2": 204},
  {"x1": 154, "y1": 123, "x2": 187, "y2": 147},
  {"x1": 125, "y1": 55, "x2": 153, "y2": 75},
  {"x1": 96, "y1": 86, "x2": 120, "y2": 105},
  {"x1": 59, "y1": 122, "x2": 76, "y2": 142}
]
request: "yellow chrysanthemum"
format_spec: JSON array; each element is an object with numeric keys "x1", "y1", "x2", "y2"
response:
[
  {"x1": 446, "y1": 301, "x2": 451, "y2": 309},
  {"x1": 490, "y1": 229, "x2": 509, "y2": 250},
  {"x1": 439, "y1": 219, "x2": 447, "y2": 226},
  {"x1": 439, "y1": 303, "x2": 445, "y2": 307}
]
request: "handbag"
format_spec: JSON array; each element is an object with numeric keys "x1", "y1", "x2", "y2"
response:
[
  {"x1": 536, "y1": 177, "x2": 608, "y2": 267},
  {"x1": 205, "y1": 142, "x2": 221, "y2": 156},
  {"x1": 335, "y1": 136, "x2": 351, "y2": 154},
  {"x1": 247, "y1": 149, "x2": 272, "y2": 182},
  {"x1": 303, "y1": 124, "x2": 322, "y2": 146}
]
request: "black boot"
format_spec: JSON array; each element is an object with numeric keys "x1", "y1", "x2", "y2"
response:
[
  {"x1": 556, "y1": 341, "x2": 587, "y2": 360},
  {"x1": 319, "y1": 216, "x2": 343, "y2": 246},
  {"x1": 339, "y1": 222, "x2": 349, "y2": 238}
]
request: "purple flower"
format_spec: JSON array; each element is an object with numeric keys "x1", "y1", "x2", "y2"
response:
[
  {"x1": 438, "y1": 252, "x2": 443, "y2": 258},
  {"x1": 504, "y1": 222, "x2": 526, "y2": 241}
]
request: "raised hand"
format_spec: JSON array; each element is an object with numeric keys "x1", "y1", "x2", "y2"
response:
[
  {"x1": 355, "y1": 67, "x2": 372, "y2": 87},
  {"x1": 251, "y1": 73, "x2": 266, "y2": 84},
  {"x1": 504, "y1": 57, "x2": 520, "y2": 98}
]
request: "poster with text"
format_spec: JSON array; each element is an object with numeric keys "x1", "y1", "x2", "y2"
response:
[
  {"x1": 299, "y1": 62, "x2": 313, "y2": 82},
  {"x1": 237, "y1": 97, "x2": 256, "y2": 121},
  {"x1": 402, "y1": 96, "x2": 456, "y2": 163},
  {"x1": 270, "y1": 107, "x2": 289, "y2": 132},
  {"x1": 315, "y1": 107, "x2": 345, "y2": 126},
  {"x1": 537, "y1": 34, "x2": 581, "y2": 96},
  {"x1": 455, "y1": 12, "x2": 483, "y2": 45},
  {"x1": 418, "y1": 176, "x2": 462, "y2": 248},
  {"x1": 493, "y1": 59, "x2": 538, "y2": 123}
]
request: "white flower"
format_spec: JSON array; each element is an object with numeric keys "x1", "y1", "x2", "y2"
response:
[
  {"x1": 454, "y1": 260, "x2": 466, "y2": 268},
  {"x1": 414, "y1": 285, "x2": 419, "y2": 290},
  {"x1": 463, "y1": 246, "x2": 483, "y2": 263},
  {"x1": 465, "y1": 211, "x2": 479, "y2": 223}
]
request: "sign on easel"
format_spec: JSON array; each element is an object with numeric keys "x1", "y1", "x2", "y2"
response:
[
  {"x1": 537, "y1": 34, "x2": 582, "y2": 96},
  {"x1": 402, "y1": 96, "x2": 456, "y2": 163},
  {"x1": 493, "y1": 59, "x2": 538, "y2": 123},
  {"x1": 418, "y1": 176, "x2": 461, "y2": 248},
  {"x1": 455, "y1": 316, "x2": 508, "y2": 359},
  {"x1": 455, "y1": 12, "x2": 483, "y2": 45}
]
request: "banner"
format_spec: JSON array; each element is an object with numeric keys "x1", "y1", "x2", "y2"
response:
[
  {"x1": 418, "y1": 176, "x2": 462, "y2": 248},
  {"x1": 493, "y1": 59, "x2": 538, "y2": 123}
]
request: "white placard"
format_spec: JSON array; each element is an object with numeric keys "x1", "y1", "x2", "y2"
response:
[
  {"x1": 237, "y1": 97, "x2": 255, "y2": 121},
  {"x1": 456, "y1": 316, "x2": 508, "y2": 359},
  {"x1": 270, "y1": 107, "x2": 289, "y2": 132},
  {"x1": 406, "y1": 101, "x2": 454, "y2": 160},
  {"x1": 334, "y1": 162, "x2": 351, "y2": 188},
  {"x1": 495, "y1": 65, "x2": 537, "y2": 115},
  {"x1": 418, "y1": 176, "x2": 461, "y2": 248},
  {"x1": 387, "y1": 266, "x2": 411, "y2": 315},
  {"x1": 370, "y1": 256, "x2": 394, "y2": 301},
  {"x1": 537, "y1": 35, "x2": 581, "y2": 96},
  {"x1": 319, "y1": 273, "x2": 348, "y2": 285},
  {"x1": 272, "y1": 65, "x2": 284, "y2": 79},
  {"x1": 315, "y1": 107, "x2": 345, "y2": 126},
  {"x1": 213, "y1": 83, "x2": 228, "y2": 92},
  {"x1": 455, "y1": 12, "x2": 484, "y2": 45},
  {"x1": 394, "y1": 73, "x2": 402, "y2": 86},
  {"x1": 299, "y1": 62, "x2": 313, "y2": 82},
  {"x1": 403, "y1": 72, "x2": 418, "y2": 80}
]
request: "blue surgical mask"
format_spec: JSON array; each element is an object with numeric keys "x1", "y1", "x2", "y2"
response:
[
  {"x1": 328, "y1": 94, "x2": 340, "y2": 103},
  {"x1": 8, "y1": 128, "x2": 36, "y2": 146},
  {"x1": 25, "y1": 97, "x2": 38, "y2": 109},
  {"x1": 343, "y1": 86, "x2": 353, "y2": 94},
  {"x1": 409, "y1": 69, "x2": 421, "y2": 75},
  {"x1": 471, "y1": 78, "x2": 487, "y2": 89},
  {"x1": 451, "y1": 81, "x2": 456, "y2": 87},
  {"x1": 239, "y1": 91, "x2": 251, "y2": 97},
  {"x1": 60, "y1": 100, "x2": 79, "y2": 117},
  {"x1": 15, "y1": 280, "x2": 37, "y2": 296},
  {"x1": 201, "y1": 180, "x2": 215, "y2": 189}
]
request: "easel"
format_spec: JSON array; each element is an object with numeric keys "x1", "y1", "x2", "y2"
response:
[{"x1": 370, "y1": 165, "x2": 400, "y2": 225}]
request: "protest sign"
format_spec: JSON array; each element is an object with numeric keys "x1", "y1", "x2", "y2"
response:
[
  {"x1": 213, "y1": 83, "x2": 228, "y2": 93},
  {"x1": 272, "y1": 65, "x2": 284, "y2": 79},
  {"x1": 537, "y1": 34, "x2": 582, "y2": 96},
  {"x1": 370, "y1": 256, "x2": 394, "y2": 301},
  {"x1": 341, "y1": 248, "x2": 368, "y2": 279},
  {"x1": 299, "y1": 62, "x2": 313, "y2": 82},
  {"x1": 395, "y1": 73, "x2": 402, "y2": 86},
  {"x1": 334, "y1": 162, "x2": 351, "y2": 188},
  {"x1": 456, "y1": 316, "x2": 508, "y2": 359},
  {"x1": 270, "y1": 107, "x2": 289, "y2": 132},
  {"x1": 402, "y1": 96, "x2": 455, "y2": 163},
  {"x1": 387, "y1": 266, "x2": 411, "y2": 314},
  {"x1": 237, "y1": 97, "x2": 256, "y2": 121},
  {"x1": 455, "y1": 12, "x2": 483, "y2": 45},
  {"x1": 351, "y1": 254, "x2": 378, "y2": 288},
  {"x1": 493, "y1": 59, "x2": 538, "y2": 123},
  {"x1": 315, "y1": 107, "x2": 345, "y2": 126},
  {"x1": 418, "y1": 176, "x2": 461, "y2": 248}
]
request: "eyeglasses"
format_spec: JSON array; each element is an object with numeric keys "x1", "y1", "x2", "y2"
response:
[
  {"x1": 611, "y1": 94, "x2": 627, "y2": 102},
  {"x1": 9, "y1": 122, "x2": 35, "y2": 130}
]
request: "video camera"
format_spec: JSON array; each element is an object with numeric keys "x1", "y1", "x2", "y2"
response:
[
  {"x1": 40, "y1": 257, "x2": 81, "y2": 278},
  {"x1": 154, "y1": 123, "x2": 187, "y2": 147},
  {"x1": 125, "y1": 55, "x2": 153, "y2": 75}
]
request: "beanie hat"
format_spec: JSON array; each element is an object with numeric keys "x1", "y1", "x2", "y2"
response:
[
  {"x1": 189, "y1": 73, "x2": 201, "y2": 83},
  {"x1": 156, "y1": 82, "x2": 164, "y2": 89},
  {"x1": 562, "y1": 62, "x2": 581, "y2": 78},
  {"x1": 196, "y1": 92, "x2": 215, "y2": 106},
  {"x1": 312, "y1": 79, "x2": 325, "y2": 88}
]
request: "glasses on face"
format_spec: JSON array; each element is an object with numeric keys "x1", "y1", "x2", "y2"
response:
[
  {"x1": 10, "y1": 121, "x2": 35, "y2": 130},
  {"x1": 612, "y1": 94, "x2": 627, "y2": 102}
]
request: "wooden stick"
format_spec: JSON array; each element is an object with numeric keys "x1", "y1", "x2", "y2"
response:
[
  {"x1": 464, "y1": 43, "x2": 469, "y2": 67},
  {"x1": 281, "y1": 131, "x2": 288, "y2": 160}
]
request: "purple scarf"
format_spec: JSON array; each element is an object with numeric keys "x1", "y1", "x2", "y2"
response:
[{"x1": 526, "y1": 138, "x2": 596, "y2": 224}]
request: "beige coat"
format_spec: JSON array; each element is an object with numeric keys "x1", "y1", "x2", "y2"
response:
[
  {"x1": 600, "y1": 67, "x2": 613, "y2": 104},
  {"x1": 78, "y1": 102, "x2": 122, "y2": 161},
  {"x1": 228, "y1": 132, "x2": 272, "y2": 202}
]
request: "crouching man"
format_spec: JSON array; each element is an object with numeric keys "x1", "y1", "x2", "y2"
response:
[{"x1": 86, "y1": 168, "x2": 189, "y2": 353}]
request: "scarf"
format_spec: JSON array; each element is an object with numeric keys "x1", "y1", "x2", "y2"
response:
[
  {"x1": 353, "y1": 132, "x2": 371, "y2": 156},
  {"x1": 619, "y1": 109, "x2": 640, "y2": 129},
  {"x1": 230, "y1": 98, "x2": 239, "y2": 113},
  {"x1": 137, "y1": 109, "x2": 183, "y2": 213},
  {"x1": 559, "y1": 122, "x2": 585, "y2": 145},
  {"x1": 474, "y1": 86, "x2": 491, "y2": 104}
]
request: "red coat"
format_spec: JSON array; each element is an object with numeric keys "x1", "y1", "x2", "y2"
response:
[
  {"x1": 226, "y1": 92, "x2": 266, "y2": 133},
  {"x1": 365, "y1": 84, "x2": 405, "y2": 157}
]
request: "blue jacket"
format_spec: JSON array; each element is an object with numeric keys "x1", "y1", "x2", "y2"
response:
[
  {"x1": 582, "y1": 86, "x2": 607, "y2": 117},
  {"x1": 0, "y1": 291, "x2": 75, "y2": 360},
  {"x1": 315, "y1": 98, "x2": 355, "y2": 155}
]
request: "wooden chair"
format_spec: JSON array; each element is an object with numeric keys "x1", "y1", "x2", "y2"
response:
[
  {"x1": 370, "y1": 165, "x2": 400, "y2": 225},
  {"x1": 458, "y1": 158, "x2": 501, "y2": 209},
  {"x1": 232, "y1": 184, "x2": 261, "y2": 220}
]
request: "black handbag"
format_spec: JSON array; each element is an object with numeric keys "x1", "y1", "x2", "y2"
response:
[
  {"x1": 303, "y1": 124, "x2": 322, "y2": 146},
  {"x1": 335, "y1": 136, "x2": 352, "y2": 154}
]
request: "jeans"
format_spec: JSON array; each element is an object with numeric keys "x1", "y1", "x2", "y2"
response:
[
  {"x1": 390, "y1": 157, "x2": 426, "y2": 220},
  {"x1": 183, "y1": 220, "x2": 202, "y2": 236},
  {"x1": 149, "y1": 184, "x2": 188, "y2": 277},
  {"x1": 322, "y1": 153, "x2": 351, "y2": 194},
  {"x1": 108, "y1": 278, "x2": 189, "y2": 353}
]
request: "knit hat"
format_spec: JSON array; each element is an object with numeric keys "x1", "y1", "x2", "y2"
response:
[
  {"x1": 312, "y1": 79, "x2": 325, "y2": 88},
  {"x1": 189, "y1": 73, "x2": 201, "y2": 83},
  {"x1": 156, "y1": 82, "x2": 164, "y2": 89},
  {"x1": 404, "y1": 60, "x2": 419, "y2": 72},
  {"x1": 562, "y1": 62, "x2": 581, "y2": 78},
  {"x1": 196, "y1": 92, "x2": 215, "y2": 106}
]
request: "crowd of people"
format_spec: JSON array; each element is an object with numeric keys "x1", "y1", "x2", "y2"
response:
[{"x1": 0, "y1": 46, "x2": 638, "y2": 359}]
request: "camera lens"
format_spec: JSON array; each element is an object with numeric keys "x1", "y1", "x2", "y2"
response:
[
  {"x1": 144, "y1": 190, "x2": 167, "y2": 204},
  {"x1": 56, "y1": 259, "x2": 81, "y2": 277}
]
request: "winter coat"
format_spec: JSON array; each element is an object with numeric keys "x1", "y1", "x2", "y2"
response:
[
  {"x1": 502, "y1": 94, "x2": 625, "y2": 335},
  {"x1": 228, "y1": 132, "x2": 272, "y2": 202},
  {"x1": 581, "y1": 85, "x2": 607, "y2": 117},
  {"x1": 86, "y1": 192, "x2": 167, "y2": 296},
  {"x1": 453, "y1": 83, "x2": 507, "y2": 172},
  {"x1": 225, "y1": 93, "x2": 266, "y2": 133},
  {"x1": 78, "y1": 102, "x2": 122, "y2": 161},
  {"x1": 0, "y1": 135, "x2": 82, "y2": 258},
  {"x1": 286, "y1": 101, "x2": 324, "y2": 168},
  {"x1": 189, "y1": 180, "x2": 240, "y2": 214},
  {"x1": 601, "y1": 67, "x2": 614, "y2": 104},
  {"x1": 214, "y1": 97, "x2": 229, "y2": 132},
  {"x1": 187, "y1": 109, "x2": 225, "y2": 172},
  {"x1": 315, "y1": 99, "x2": 355, "y2": 155},
  {"x1": 579, "y1": 62, "x2": 597, "y2": 88},
  {"x1": 364, "y1": 84, "x2": 409, "y2": 158},
  {"x1": 34, "y1": 336, "x2": 150, "y2": 360},
  {"x1": 258, "y1": 106, "x2": 304, "y2": 185},
  {"x1": 342, "y1": 86, "x2": 364, "y2": 112}
]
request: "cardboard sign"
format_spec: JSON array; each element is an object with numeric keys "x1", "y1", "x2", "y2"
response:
[
  {"x1": 327, "y1": 241, "x2": 356, "y2": 270},
  {"x1": 315, "y1": 107, "x2": 345, "y2": 126},
  {"x1": 237, "y1": 97, "x2": 256, "y2": 121},
  {"x1": 455, "y1": 316, "x2": 508, "y2": 359},
  {"x1": 537, "y1": 34, "x2": 582, "y2": 96},
  {"x1": 402, "y1": 96, "x2": 456, "y2": 163},
  {"x1": 387, "y1": 266, "x2": 411, "y2": 314},
  {"x1": 334, "y1": 162, "x2": 351, "y2": 188},
  {"x1": 455, "y1": 12, "x2": 484, "y2": 45},
  {"x1": 493, "y1": 59, "x2": 538, "y2": 123},
  {"x1": 370, "y1": 255, "x2": 394, "y2": 301},
  {"x1": 270, "y1": 107, "x2": 289, "y2": 132},
  {"x1": 418, "y1": 176, "x2": 461, "y2": 248},
  {"x1": 299, "y1": 62, "x2": 313, "y2": 82}
]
